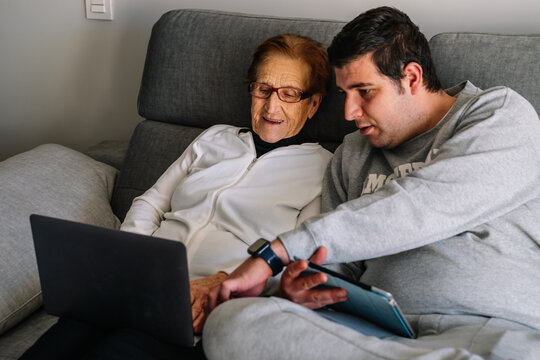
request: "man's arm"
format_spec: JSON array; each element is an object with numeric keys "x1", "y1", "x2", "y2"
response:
[
  {"x1": 283, "y1": 88, "x2": 540, "y2": 264},
  {"x1": 208, "y1": 238, "x2": 288, "y2": 310},
  {"x1": 207, "y1": 243, "x2": 347, "y2": 312}
]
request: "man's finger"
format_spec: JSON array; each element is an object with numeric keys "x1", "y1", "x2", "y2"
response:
[
  {"x1": 208, "y1": 285, "x2": 221, "y2": 311},
  {"x1": 303, "y1": 288, "x2": 347, "y2": 309},
  {"x1": 208, "y1": 279, "x2": 236, "y2": 311},
  {"x1": 293, "y1": 271, "x2": 327, "y2": 291},
  {"x1": 283, "y1": 259, "x2": 308, "y2": 281},
  {"x1": 309, "y1": 246, "x2": 327, "y2": 266},
  {"x1": 218, "y1": 280, "x2": 233, "y2": 302}
]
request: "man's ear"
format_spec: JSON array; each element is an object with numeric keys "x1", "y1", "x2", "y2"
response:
[
  {"x1": 402, "y1": 62, "x2": 423, "y2": 95},
  {"x1": 308, "y1": 93, "x2": 322, "y2": 119}
]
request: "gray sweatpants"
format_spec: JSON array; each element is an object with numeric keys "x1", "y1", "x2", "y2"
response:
[{"x1": 203, "y1": 297, "x2": 540, "y2": 360}]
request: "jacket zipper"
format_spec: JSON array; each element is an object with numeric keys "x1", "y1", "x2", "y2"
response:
[
  {"x1": 247, "y1": 158, "x2": 257, "y2": 170},
  {"x1": 187, "y1": 154, "x2": 260, "y2": 251}
]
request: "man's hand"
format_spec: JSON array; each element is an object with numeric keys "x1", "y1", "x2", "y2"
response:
[
  {"x1": 279, "y1": 246, "x2": 347, "y2": 309},
  {"x1": 190, "y1": 272, "x2": 227, "y2": 334},
  {"x1": 207, "y1": 257, "x2": 271, "y2": 311},
  {"x1": 207, "y1": 238, "x2": 289, "y2": 312}
]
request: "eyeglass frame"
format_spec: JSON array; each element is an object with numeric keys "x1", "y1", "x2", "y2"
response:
[{"x1": 248, "y1": 82, "x2": 312, "y2": 103}]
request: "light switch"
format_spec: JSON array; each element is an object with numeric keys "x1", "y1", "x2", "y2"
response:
[
  {"x1": 85, "y1": 0, "x2": 113, "y2": 21},
  {"x1": 90, "y1": 5, "x2": 105, "y2": 13}
]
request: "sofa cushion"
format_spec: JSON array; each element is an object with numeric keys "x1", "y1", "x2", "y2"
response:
[
  {"x1": 429, "y1": 33, "x2": 540, "y2": 116},
  {"x1": 0, "y1": 144, "x2": 120, "y2": 335}
]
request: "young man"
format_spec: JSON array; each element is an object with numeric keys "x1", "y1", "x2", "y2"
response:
[{"x1": 203, "y1": 7, "x2": 540, "y2": 359}]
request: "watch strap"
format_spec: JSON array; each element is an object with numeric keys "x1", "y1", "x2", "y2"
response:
[{"x1": 249, "y1": 239, "x2": 284, "y2": 276}]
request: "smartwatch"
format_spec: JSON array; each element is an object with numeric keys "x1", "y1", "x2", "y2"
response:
[{"x1": 247, "y1": 239, "x2": 284, "y2": 276}]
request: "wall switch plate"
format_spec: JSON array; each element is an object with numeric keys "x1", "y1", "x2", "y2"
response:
[{"x1": 85, "y1": 0, "x2": 113, "y2": 20}]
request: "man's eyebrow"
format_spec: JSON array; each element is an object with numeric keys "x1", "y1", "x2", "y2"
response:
[
  {"x1": 349, "y1": 82, "x2": 373, "y2": 89},
  {"x1": 337, "y1": 82, "x2": 374, "y2": 91}
]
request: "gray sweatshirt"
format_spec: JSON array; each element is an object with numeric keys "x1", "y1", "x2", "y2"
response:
[{"x1": 280, "y1": 81, "x2": 540, "y2": 329}]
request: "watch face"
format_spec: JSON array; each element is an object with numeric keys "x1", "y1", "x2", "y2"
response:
[{"x1": 248, "y1": 238, "x2": 268, "y2": 255}]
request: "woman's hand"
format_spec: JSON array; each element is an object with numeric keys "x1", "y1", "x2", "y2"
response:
[
  {"x1": 279, "y1": 247, "x2": 347, "y2": 309},
  {"x1": 190, "y1": 272, "x2": 228, "y2": 334}
]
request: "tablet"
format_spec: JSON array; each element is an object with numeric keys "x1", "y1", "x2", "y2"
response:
[{"x1": 299, "y1": 260, "x2": 415, "y2": 338}]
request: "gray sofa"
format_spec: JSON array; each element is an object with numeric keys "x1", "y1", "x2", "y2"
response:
[{"x1": 0, "y1": 8, "x2": 539, "y2": 359}]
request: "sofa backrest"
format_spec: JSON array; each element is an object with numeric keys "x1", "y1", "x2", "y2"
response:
[
  {"x1": 138, "y1": 9, "x2": 353, "y2": 146},
  {"x1": 111, "y1": 9, "x2": 540, "y2": 221},
  {"x1": 429, "y1": 32, "x2": 540, "y2": 116}
]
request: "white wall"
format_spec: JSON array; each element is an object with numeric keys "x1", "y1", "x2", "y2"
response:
[{"x1": 1, "y1": 0, "x2": 539, "y2": 160}]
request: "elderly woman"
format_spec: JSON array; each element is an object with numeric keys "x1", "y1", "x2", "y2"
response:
[{"x1": 120, "y1": 33, "x2": 332, "y2": 332}]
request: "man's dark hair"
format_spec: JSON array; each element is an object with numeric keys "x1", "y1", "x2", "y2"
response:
[{"x1": 328, "y1": 6, "x2": 442, "y2": 92}]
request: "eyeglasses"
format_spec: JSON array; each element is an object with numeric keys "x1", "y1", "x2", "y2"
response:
[{"x1": 249, "y1": 82, "x2": 311, "y2": 103}]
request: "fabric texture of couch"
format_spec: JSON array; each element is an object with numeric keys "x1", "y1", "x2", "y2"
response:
[{"x1": 0, "y1": 8, "x2": 538, "y2": 359}]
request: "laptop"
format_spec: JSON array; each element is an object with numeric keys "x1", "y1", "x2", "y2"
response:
[{"x1": 30, "y1": 214, "x2": 195, "y2": 347}]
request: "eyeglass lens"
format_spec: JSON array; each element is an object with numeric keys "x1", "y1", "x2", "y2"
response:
[{"x1": 249, "y1": 82, "x2": 304, "y2": 103}]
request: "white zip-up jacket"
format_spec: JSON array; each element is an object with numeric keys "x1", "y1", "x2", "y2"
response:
[{"x1": 121, "y1": 125, "x2": 332, "y2": 278}]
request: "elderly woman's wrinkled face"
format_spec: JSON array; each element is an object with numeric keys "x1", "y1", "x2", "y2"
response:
[{"x1": 251, "y1": 56, "x2": 321, "y2": 143}]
